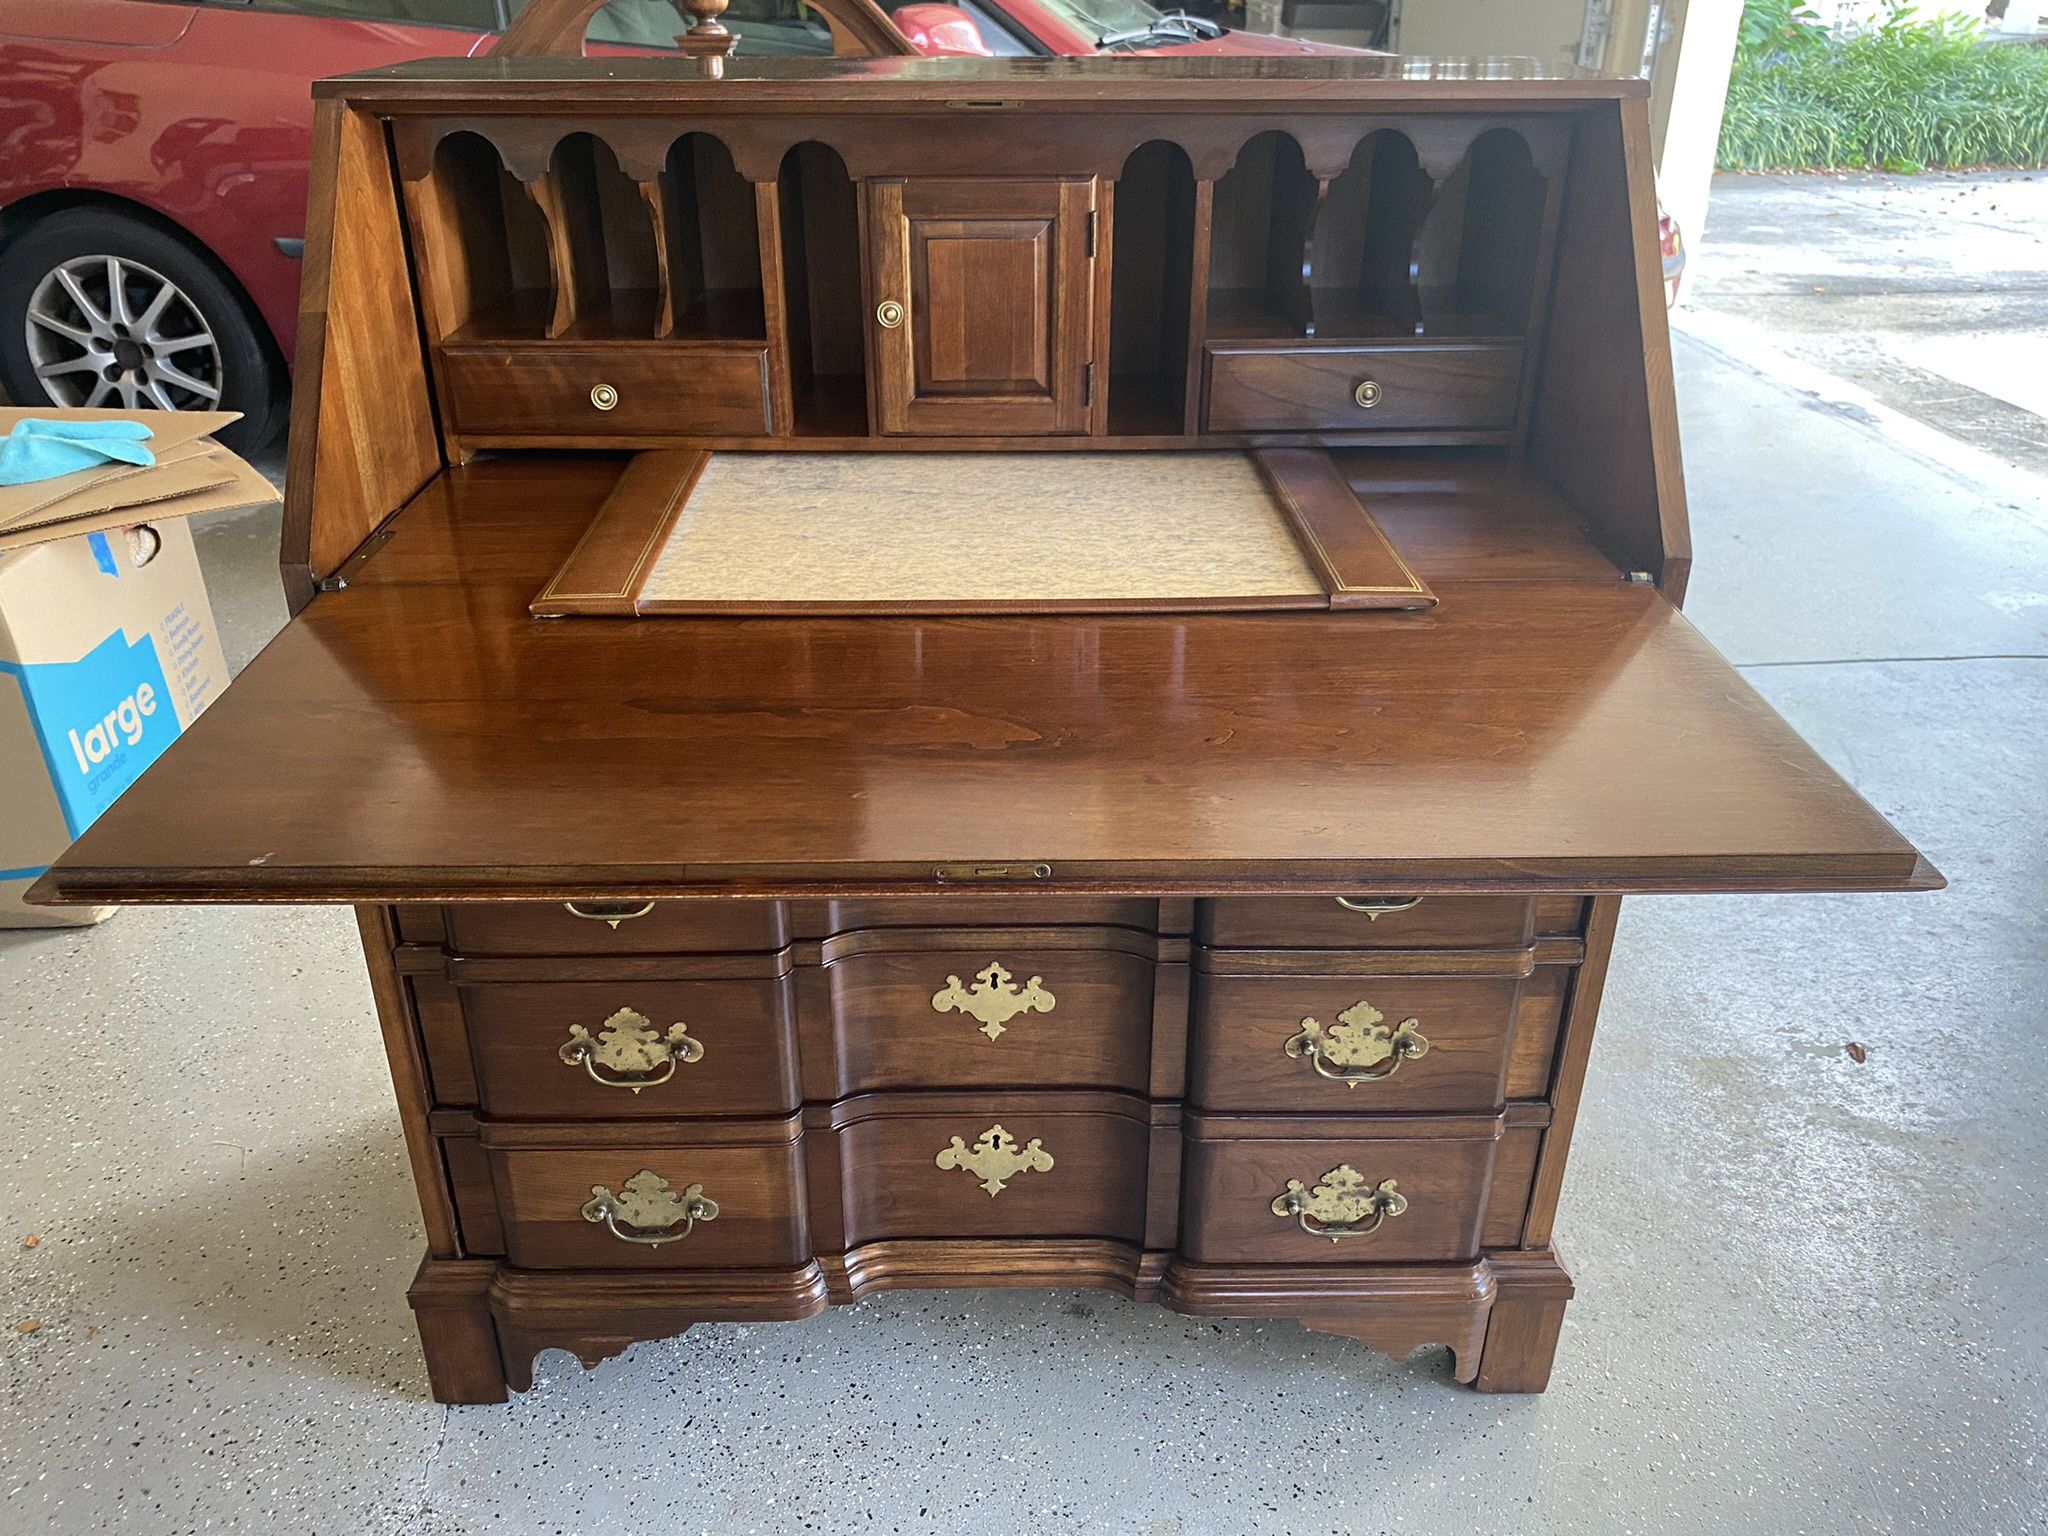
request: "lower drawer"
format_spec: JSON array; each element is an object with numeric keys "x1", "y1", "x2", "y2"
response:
[
  {"x1": 1190, "y1": 970, "x2": 1524, "y2": 1112},
  {"x1": 813, "y1": 929, "x2": 1163, "y2": 1095},
  {"x1": 441, "y1": 343, "x2": 773, "y2": 437},
  {"x1": 1203, "y1": 342, "x2": 1522, "y2": 434},
  {"x1": 1180, "y1": 1111, "x2": 1500, "y2": 1265},
  {"x1": 462, "y1": 974, "x2": 801, "y2": 1118},
  {"x1": 482, "y1": 1118, "x2": 808, "y2": 1270},
  {"x1": 824, "y1": 1093, "x2": 1154, "y2": 1246}
]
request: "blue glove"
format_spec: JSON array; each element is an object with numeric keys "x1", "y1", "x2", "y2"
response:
[{"x1": 0, "y1": 418, "x2": 156, "y2": 486}]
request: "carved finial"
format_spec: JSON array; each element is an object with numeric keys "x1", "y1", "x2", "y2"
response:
[{"x1": 675, "y1": 0, "x2": 737, "y2": 78}]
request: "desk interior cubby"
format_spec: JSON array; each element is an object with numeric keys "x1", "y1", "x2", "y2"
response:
[
  {"x1": 776, "y1": 142, "x2": 867, "y2": 436},
  {"x1": 1109, "y1": 141, "x2": 1197, "y2": 436},
  {"x1": 1207, "y1": 125, "x2": 1556, "y2": 344}
]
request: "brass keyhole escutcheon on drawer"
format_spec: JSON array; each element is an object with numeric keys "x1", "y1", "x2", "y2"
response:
[
  {"x1": 558, "y1": 1006, "x2": 704, "y2": 1093},
  {"x1": 1353, "y1": 378, "x2": 1383, "y2": 409},
  {"x1": 935, "y1": 1123, "x2": 1054, "y2": 1196},
  {"x1": 876, "y1": 299, "x2": 905, "y2": 329},
  {"x1": 1285, "y1": 999, "x2": 1429, "y2": 1087},
  {"x1": 1272, "y1": 1166, "x2": 1407, "y2": 1242},
  {"x1": 590, "y1": 383, "x2": 619, "y2": 410},
  {"x1": 931, "y1": 959, "x2": 1056, "y2": 1040},
  {"x1": 580, "y1": 1170, "x2": 719, "y2": 1246}
]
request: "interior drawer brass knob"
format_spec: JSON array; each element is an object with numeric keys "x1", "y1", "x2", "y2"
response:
[
  {"x1": 1272, "y1": 1166, "x2": 1407, "y2": 1242},
  {"x1": 1353, "y1": 378, "x2": 1383, "y2": 409},
  {"x1": 590, "y1": 383, "x2": 619, "y2": 410},
  {"x1": 580, "y1": 1170, "x2": 718, "y2": 1246},
  {"x1": 1334, "y1": 895, "x2": 1421, "y2": 919},
  {"x1": 876, "y1": 299, "x2": 905, "y2": 329},
  {"x1": 1285, "y1": 999, "x2": 1429, "y2": 1086},
  {"x1": 559, "y1": 1006, "x2": 704, "y2": 1093}
]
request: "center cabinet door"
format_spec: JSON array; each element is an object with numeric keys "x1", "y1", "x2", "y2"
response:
[{"x1": 867, "y1": 177, "x2": 1097, "y2": 436}]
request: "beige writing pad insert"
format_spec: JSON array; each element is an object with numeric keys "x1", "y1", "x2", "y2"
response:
[{"x1": 534, "y1": 451, "x2": 1338, "y2": 617}]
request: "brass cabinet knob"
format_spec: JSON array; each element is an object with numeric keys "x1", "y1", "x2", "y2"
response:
[
  {"x1": 1353, "y1": 378, "x2": 1383, "y2": 409},
  {"x1": 580, "y1": 1170, "x2": 718, "y2": 1246},
  {"x1": 559, "y1": 1006, "x2": 704, "y2": 1093},
  {"x1": 590, "y1": 383, "x2": 619, "y2": 410},
  {"x1": 1284, "y1": 999, "x2": 1429, "y2": 1086},
  {"x1": 876, "y1": 299, "x2": 905, "y2": 329},
  {"x1": 1272, "y1": 1166, "x2": 1407, "y2": 1242}
]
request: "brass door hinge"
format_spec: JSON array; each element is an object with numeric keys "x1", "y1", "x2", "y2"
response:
[
  {"x1": 1083, "y1": 362, "x2": 1095, "y2": 407},
  {"x1": 1085, "y1": 208, "x2": 1097, "y2": 258}
]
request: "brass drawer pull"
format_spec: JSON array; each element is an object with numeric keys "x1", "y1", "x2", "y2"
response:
[
  {"x1": 1272, "y1": 1166, "x2": 1407, "y2": 1242},
  {"x1": 1333, "y1": 895, "x2": 1422, "y2": 919},
  {"x1": 590, "y1": 383, "x2": 619, "y2": 410},
  {"x1": 876, "y1": 299, "x2": 905, "y2": 329},
  {"x1": 1285, "y1": 999, "x2": 1428, "y2": 1087},
  {"x1": 1353, "y1": 378, "x2": 1382, "y2": 409},
  {"x1": 563, "y1": 899, "x2": 656, "y2": 929},
  {"x1": 935, "y1": 1123, "x2": 1053, "y2": 1196},
  {"x1": 559, "y1": 1006, "x2": 704, "y2": 1093},
  {"x1": 581, "y1": 1170, "x2": 718, "y2": 1246},
  {"x1": 931, "y1": 959, "x2": 1056, "y2": 1040}
]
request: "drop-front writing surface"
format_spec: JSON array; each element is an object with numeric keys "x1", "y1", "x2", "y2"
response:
[{"x1": 31, "y1": 58, "x2": 1935, "y2": 1405}]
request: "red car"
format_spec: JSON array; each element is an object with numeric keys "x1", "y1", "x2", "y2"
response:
[{"x1": 0, "y1": 1, "x2": 1346, "y2": 450}]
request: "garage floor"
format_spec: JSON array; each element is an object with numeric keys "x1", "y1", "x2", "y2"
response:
[{"x1": 3, "y1": 240, "x2": 2045, "y2": 1532}]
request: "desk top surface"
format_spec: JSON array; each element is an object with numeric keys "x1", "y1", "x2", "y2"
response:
[{"x1": 38, "y1": 455, "x2": 1933, "y2": 904}]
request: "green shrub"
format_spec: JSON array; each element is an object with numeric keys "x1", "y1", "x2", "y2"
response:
[{"x1": 1718, "y1": 0, "x2": 2048, "y2": 171}]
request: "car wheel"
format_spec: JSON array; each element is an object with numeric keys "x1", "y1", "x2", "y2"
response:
[{"x1": 0, "y1": 208, "x2": 283, "y2": 454}]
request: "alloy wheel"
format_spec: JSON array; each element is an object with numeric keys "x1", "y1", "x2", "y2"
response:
[{"x1": 24, "y1": 254, "x2": 224, "y2": 412}]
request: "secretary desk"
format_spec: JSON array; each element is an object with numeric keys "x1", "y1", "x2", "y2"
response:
[{"x1": 31, "y1": 50, "x2": 1938, "y2": 1403}]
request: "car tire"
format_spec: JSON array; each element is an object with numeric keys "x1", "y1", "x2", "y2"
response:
[{"x1": 0, "y1": 207, "x2": 283, "y2": 454}]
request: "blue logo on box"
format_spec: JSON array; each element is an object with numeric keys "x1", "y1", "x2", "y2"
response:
[{"x1": 1, "y1": 628, "x2": 176, "y2": 838}]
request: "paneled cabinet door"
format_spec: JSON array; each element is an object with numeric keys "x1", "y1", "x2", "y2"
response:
[{"x1": 867, "y1": 177, "x2": 1096, "y2": 436}]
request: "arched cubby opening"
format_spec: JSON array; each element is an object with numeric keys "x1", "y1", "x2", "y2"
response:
[
  {"x1": 420, "y1": 131, "x2": 552, "y2": 342},
  {"x1": 776, "y1": 141, "x2": 866, "y2": 435},
  {"x1": 1108, "y1": 140, "x2": 1197, "y2": 436},
  {"x1": 1204, "y1": 130, "x2": 1317, "y2": 340}
]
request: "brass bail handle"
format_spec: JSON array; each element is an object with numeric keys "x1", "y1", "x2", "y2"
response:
[
  {"x1": 1285, "y1": 1008, "x2": 1429, "y2": 1086},
  {"x1": 581, "y1": 1170, "x2": 719, "y2": 1246},
  {"x1": 559, "y1": 1006, "x2": 705, "y2": 1093},
  {"x1": 1333, "y1": 895, "x2": 1422, "y2": 919},
  {"x1": 563, "y1": 899, "x2": 656, "y2": 929},
  {"x1": 1272, "y1": 1167, "x2": 1408, "y2": 1242}
]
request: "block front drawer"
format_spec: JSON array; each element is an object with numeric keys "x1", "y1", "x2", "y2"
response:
[
  {"x1": 1181, "y1": 1112, "x2": 1500, "y2": 1265},
  {"x1": 442, "y1": 900, "x2": 789, "y2": 956},
  {"x1": 440, "y1": 344, "x2": 773, "y2": 437},
  {"x1": 823, "y1": 1093, "x2": 1154, "y2": 1248},
  {"x1": 1199, "y1": 895, "x2": 1535, "y2": 950},
  {"x1": 813, "y1": 930, "x2": 1163, "y2": 1096},
  {"x1": 482, "y1": 1118, "x2": 808, "y2": 1270},
  {"x1": 1189, "y1": 971, "x2": 1524, "y2": 1113},
  {"x1": 461, "y1": 975, "x2": 800, "y2": 1119},
  {"x1": 1203, "y1": 343, "x2": 1522, "y2": 434}
]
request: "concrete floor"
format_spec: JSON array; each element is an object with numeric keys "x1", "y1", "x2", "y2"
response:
[{"x1": 4, "y1": 224, "x2": 2046, "y2": 1535}]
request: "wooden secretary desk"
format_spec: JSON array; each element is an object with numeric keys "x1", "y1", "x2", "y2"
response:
[{"x1": 32, "y1": 51, "x2": 1938, "y2": 1404}]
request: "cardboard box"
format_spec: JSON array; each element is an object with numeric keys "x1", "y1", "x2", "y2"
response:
[{"x1": 0, "y1": 519, "x2": 228, "y2": 926}]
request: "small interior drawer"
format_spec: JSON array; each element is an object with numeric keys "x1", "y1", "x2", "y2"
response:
[
  {"x1": 1198, "y1": 896, "x2": 1534, "y2": 950},
  {"x1": 1189, "y1": 971, "x2": 1524, "y2": 1113},
  {"x1": 442, "y1": 900, "x2": 789, "y2": 956},
  {"x1": 462, "y1": 975, "x2": 800, "y2": 1119},
  {"x1": 1203, "y1": 343, "x2": 1522, "y2": 434},
  {"x1": 440, "y1": 344, "x2": 772, "y2": 436},
  {"x1": 482, "y1": 1119, "x2": 808, "y2": 1270},
  {"x1": 1180, "y1": 1111, "x2": 1500, "y2": 1265}
]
